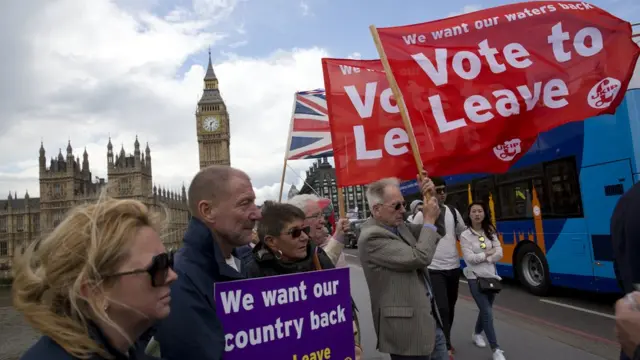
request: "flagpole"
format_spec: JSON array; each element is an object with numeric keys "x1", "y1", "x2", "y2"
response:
[
  {"x1": 279, "y1": 92, "x2": 298, "y2": 202},
  {"x1": 286, "y1": 163, "x2": 324, "y2": 199},
  {"x1": 369, "y1": 25, "x2": 429, "y2": 200}
]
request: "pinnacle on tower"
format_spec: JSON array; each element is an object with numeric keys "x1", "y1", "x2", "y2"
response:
[{"x1": 205, "y1": 47, "x2": 217, "y2": 81}]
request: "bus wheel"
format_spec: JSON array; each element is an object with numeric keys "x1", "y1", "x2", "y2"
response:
[{"x1": 515, "y1": 242, "x2": 551, "y2": 296}]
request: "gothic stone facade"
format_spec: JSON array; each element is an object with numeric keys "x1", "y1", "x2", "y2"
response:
[{"x1": 0, "y1": 138, "x2": 189, "y2": 277}]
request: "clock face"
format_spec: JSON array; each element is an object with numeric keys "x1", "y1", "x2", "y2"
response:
[{"x1": 203, "y1": 116, "x2": 220, "y2": 132}]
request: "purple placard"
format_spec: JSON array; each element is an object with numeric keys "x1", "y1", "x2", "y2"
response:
[{"x1": 214, "y1": 267, "x2": 355, "y2": 360}]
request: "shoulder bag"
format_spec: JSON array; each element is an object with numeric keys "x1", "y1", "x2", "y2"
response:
[{"x1": 477, "y1": 277, "x2": 502, "y2": 293}]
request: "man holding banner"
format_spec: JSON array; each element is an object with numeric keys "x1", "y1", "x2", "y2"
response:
[{"x1": 358, "y1": 175, "x2": 446, "y2": 360}]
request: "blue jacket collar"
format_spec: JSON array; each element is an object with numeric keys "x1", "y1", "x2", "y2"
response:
[{"x1": 182, "y1": 217, "x2": 245, "y2": 280}]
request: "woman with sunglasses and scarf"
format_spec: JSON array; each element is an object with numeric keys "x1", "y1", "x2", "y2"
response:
[
  {"x1": 460, "y1": 202, "x2": 506, "y2": 360},
  {"x1": 13, "y1": 194, "x2": 177, "y2": 360},
  {"x1": 245, "y1": 201, "x2": 363, "y2": 359}
]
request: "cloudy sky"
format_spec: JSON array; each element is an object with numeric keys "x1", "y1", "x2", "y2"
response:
[{"x1": 0, "y1": 0, "x2": 638, "y2": 204}]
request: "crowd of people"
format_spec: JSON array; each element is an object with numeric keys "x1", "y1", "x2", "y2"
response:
[{"x1": 7, "y1": 164, "x2": 640, "y2": 360}]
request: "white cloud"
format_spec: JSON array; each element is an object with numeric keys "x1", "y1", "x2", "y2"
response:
[
  {"x1": 448, "y1": 4, "x2": 482, "y2": 17},
  {"x1": 228, "y1": 40, "x2": 248, "y2": 48},
  {"x1": 192, "y1": 0, "x2": 244, "y2": 21},
  {"x1": 235, "y1": 22, "x2": 246, "y2": 35},
  {"x1": 300, "y1": 0, "x2": 311, "y2": 16},
  {"x1": 0, "y1": 0, "x2": 330, "y2": 206}
]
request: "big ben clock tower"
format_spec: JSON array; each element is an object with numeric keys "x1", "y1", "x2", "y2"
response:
[{"x1": 196, "y1": 50, "x2": 231, "y2": 168}]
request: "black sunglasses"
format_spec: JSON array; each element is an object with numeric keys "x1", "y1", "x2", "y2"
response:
[
  {"x1": 389, "y1": 201, "x2": 406, "y2": 211},
  {"x1": 104, "y1": 251, "x2": 174, "y2": 287},
  {"x1": 285, "y1": 226, "x2": 311, "y2": 238},
  {"x1": 435, "y1": 187, "x2": 447, "y2": 194}
]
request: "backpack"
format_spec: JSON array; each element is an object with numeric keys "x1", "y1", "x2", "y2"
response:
[{"x1": 445, "y1": 204, "x2": 461, "y2": 238}]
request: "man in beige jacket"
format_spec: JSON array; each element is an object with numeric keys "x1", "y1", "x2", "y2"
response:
[{"x1": 358, "y1": 174, "x2": 446, "y2": 360}]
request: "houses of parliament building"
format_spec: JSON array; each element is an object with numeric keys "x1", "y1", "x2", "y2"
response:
[
  {"x1": 0, "y1": 138, "x2": 190, "y2": 274},
  {"x1": 0, "y1": 51, "x2": 232, "y2": 276}
]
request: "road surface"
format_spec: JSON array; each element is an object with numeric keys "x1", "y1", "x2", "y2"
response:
[{"x1": 344, "y1": 249, "x2": 620, "y2": 360}]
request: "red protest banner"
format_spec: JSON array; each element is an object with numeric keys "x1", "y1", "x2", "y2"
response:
[
  {"x1": 321, "y1": 58, "x2": 417, "y2": 186},
  {"x1": 374, "y1": 1, "x2": 640, "y2": 176}
]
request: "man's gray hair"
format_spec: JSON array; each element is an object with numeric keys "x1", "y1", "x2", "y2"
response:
[
  {"x1": 366, "y1": 177, "x2": 400, "y2": 211},
  {"x1": 287, "y1": 194, "x2": 320, "y2": 212}
]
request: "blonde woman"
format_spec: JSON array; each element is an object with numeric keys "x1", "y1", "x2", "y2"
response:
[{"x1": 13, "y1": 195, "x2": 177, "y2": 360}]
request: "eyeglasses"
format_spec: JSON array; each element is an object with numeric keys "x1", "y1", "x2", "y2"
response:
[
  {"x1": 104, "y1": 251, "x2": 174, "y2": 287},
  {"x1": 383, "y1": 201, "x2": 405, "y2": 211},
  {"x1": 284, "y1": 226, "x2": 311, "y2": 238},
  {"x1": 435, "y1": 187, "x2": 447, "y2": 194},
  {"x1": 305, "y1": 212, "x2": 323, "y2": 220},
  {"x1": 478, "y1": 236, "x2": 487, "y2": 249}
]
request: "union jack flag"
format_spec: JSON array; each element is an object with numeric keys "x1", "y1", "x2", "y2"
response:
[{"x1": 285, "y1": 89, "x2": 333, "y2": 160}]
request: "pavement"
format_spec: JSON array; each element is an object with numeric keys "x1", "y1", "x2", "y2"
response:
[
  {"x1": 344, "y1": 249, "x2": 621, "y2": 360},
  {"x1": 0, "y1": 252, "x2": 622, "y2": 360},
  {"x1": 0, "y1": 286, "x2": 40, "y2": 360}
]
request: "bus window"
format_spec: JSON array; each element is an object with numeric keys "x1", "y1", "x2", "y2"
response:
[
  {"x1": 543, "y1": 158, "x2": 583, "y2": 217},
  {"x1": 446, "y1": 182, "x2": 470, "y2": 214},
  {"x1": 498, "y1": 181, "x2": 533, "y2": 219},
  {"x1": 473, "y1": 177, "x2": 500, "y2": 219},
  {"x1": 532, "y1": 177, "x2": 550, "y2": 215}
]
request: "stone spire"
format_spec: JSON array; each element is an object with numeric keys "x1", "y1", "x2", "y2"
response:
[{"x1": 204, "y1": 47, "x2": 217, "y2": 81}]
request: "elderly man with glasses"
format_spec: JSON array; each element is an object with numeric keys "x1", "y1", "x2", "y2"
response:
[
  {"x1": 358, "y1": 173, "x2": 447, "y2": 360},
  {"x1": 287, "y1": 194, "x2": 350, "y2": 267}
]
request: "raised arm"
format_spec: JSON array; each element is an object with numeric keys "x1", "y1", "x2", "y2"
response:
[
  {"x1": 363, "y1": 225, "x2": 440, "y2": 272},
  {"x1": 323, "y1": 218, "x2": 349, "y2": 265},
  {"x1": 323, "y1": 236, "x2": 345, "y2": 265}
]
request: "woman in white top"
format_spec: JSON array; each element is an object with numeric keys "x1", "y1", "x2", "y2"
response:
[{"x1": 460, "y1": 202, "x2": 506, "y2": 360}]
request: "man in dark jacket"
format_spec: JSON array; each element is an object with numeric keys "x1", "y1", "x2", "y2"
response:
[
  {"x1": 612, "y1": 182, "x2": 640, "y2": 295},
  {"x1": 611, "y1": 182, "x2": 640, "y2": 360},
  {"x1": 153, "y1": 165, "x2": 262, "y2": 360}
]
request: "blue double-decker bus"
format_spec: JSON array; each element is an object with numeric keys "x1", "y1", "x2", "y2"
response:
[{"x1": 401, "y1": 66, "x2": 639, "y2": 296}]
